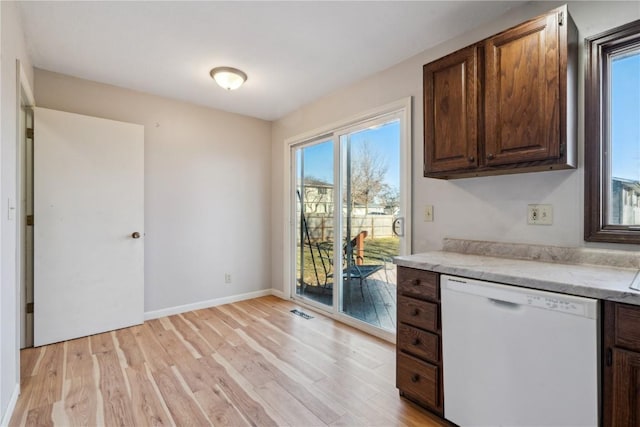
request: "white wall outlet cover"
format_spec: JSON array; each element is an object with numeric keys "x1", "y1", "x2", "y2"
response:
[
  {"x1": 538, "y1": 205, "x2": 553, "y2": 225},
  {"x1": 527, "y1": 204, "x2": 553, "y2": 225}
]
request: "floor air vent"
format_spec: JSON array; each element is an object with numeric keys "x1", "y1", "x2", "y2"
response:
[{"x1": 290, "y1": 309, "x2": 313, "y2": 319}]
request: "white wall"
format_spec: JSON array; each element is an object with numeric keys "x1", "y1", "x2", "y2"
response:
[
  {"x1": 0, "y1": 1, "x2": 34, "y2": 423},
  {"x1": 34, "y1": 70, "x2": 272, "y2": 314},
  {"x1": 270, "y1": 1, "x2": 640, "y2": 295}
]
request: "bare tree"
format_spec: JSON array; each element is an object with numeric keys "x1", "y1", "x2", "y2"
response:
[
  {"x1": 349, "y1": 141, "x2": 388, "y2": 214},
  {"x1": 380, "y1": 186, "x2": 400, "y2": 214}
]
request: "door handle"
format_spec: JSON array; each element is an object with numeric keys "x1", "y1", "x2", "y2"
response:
[
  {"x1": 392, "y1": 217, "x2": 404, "y2": 237},
  {"x1": 131, "y1": 232, "x2": 141, "y2": 239}
]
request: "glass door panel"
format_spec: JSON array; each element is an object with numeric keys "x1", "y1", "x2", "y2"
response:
[
  {"x1": 290, "y1": 106, "x2": 409, "y2": 338},
  {"x1": 294, "y1": 139, "x2": 335, "y2": 308},
  {"x1": 339, "y1": 119, "x2": 401, "y2": 332}
]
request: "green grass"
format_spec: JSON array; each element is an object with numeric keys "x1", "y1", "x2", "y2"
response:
[
  {"x1": 362, "y1": 237, "x2": 400, "y2": 261},
  {"x1": 296, "y1": 236, "x2": 399, "y2": 287}
]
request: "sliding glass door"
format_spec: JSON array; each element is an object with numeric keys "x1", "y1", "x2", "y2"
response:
[
  {"x1": 339, "y1": 119, "x2": 401, "y2": 331},
  {"x1": 291, "y1": 105, "x2": 409, "y2": 336},
  {"x1": 294, "y1": 138, "x2": 335, "y2": 308}
]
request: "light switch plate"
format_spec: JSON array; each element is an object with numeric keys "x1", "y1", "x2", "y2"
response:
[
  {"x1": 7, "y1": 198, "x2": 15, "y2": 221},
  {"x1": 424, "y1": 205, "x2": 434, "y2": 222},
  {"x1": 528, "y1": 204, "x2": 553, "y2": 225}
]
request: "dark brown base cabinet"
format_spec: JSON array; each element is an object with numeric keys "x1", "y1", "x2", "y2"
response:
[
  {"x1": 396, "y1": 280, "x2": 640, "y2": 424},
  {"x1": 396, "y1": 267, "x2": 443, "y2": 416},
  {"x1": 603, "y1": 301, "x2": 640, "y2": 427}
]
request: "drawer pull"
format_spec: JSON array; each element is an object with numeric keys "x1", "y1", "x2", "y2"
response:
[
  {"x1": 411, "y1": 374, "x2": 420, "y2": 383},
  {"x1": 412, "y1": 279, "x2": 420, "y2": 286},
  {"x1": 411, "y1": 308, "x2": 420, "y2": 316},
  {"x1": 412, "y1": 338, "x2": 421, "y2": 346}
]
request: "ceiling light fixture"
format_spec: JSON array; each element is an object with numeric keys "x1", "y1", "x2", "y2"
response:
[{"x1": 209, "y1": 67, "x2": 247, "y2": 90}]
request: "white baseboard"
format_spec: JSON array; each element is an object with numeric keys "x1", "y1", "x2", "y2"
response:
[
  {"x1": 144, "y1": 289, "x2": 274, "y2": 320},
  {"x1": 0, "y1": 383, "x2": 20, "y2": 427},
  {"x1": 271, "y1": 288, "x2": 285, "y2": 299}
]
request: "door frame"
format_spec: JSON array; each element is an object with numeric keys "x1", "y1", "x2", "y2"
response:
[
  {"x1": 16, "y1": 60, "x2": 35, "y2": 349},
  {"x1": 282, "y1": 97, "x2": 412, "y2": 342}
]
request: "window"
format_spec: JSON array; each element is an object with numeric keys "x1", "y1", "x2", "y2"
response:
[{"x1": 585, "y1": 20, "x2": 640, "y2": 243}]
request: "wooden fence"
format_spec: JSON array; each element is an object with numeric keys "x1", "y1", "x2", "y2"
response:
[{"x1": 301, "y1": 214, "x2": 395, "y2": 241}]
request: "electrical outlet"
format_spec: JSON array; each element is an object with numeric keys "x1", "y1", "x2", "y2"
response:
[
  {"x1": 424, "y1": 205, "x2": 434, "y2": 222},
  {"x1": 528, "y1": 204, "x2": 553, "y2": 225},
  {"x1": 224, "y1": 273, "x2": 232, "y2": 284}
]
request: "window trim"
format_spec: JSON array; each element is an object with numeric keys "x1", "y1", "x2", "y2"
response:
[{"x1": 585, "y1": 19, "x2": 640, "y2": 243}]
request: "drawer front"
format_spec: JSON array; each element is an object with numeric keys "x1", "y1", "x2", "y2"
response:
[
  {"x1": 398, "y1": 323, "x2": 439, "y2": 363},
  {"x1": 397, "y1": 352, "x2": 439, "y2": 409},
  {"x1": 398, "y1": 295, "x2": 439, "y2": 332},
  {"x1": 398, "y1": 267, "x2": 439, "y2": 301},
  {"x1": 614, "y1": 303, "x2": 640, "y2": 353}
]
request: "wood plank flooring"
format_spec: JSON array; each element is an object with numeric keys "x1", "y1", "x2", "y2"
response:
[{"x1": 10, "y1": 296, "x2": 445, "y2": 426}]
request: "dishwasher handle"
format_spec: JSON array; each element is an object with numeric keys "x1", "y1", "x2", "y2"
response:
[{"x1": 488, "y1": 298, "x2": 521, "y2": 310}]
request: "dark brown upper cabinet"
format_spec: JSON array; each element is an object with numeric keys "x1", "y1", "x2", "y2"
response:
[
  {"x1": 424, "y1": 5, "x2": 577, "y2": 179},
  {"x1": 485, "y1": 11, "x2": 561, "y2": 166},
  {"x1": 424, "y1": 45, "x2": 479, "y2": 173}
]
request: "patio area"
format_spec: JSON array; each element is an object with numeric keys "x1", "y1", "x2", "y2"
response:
[{"x1": 296, "y1": 267, "x2": 397, "y2": 331}]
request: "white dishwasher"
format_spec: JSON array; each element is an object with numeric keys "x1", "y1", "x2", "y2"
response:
[{"x1": 440, "y1": 274, "x2": 599, "y2": 427}]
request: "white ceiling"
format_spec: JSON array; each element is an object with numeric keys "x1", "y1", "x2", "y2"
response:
[{"x1": 18, "y1": 1, "x2": 524, "y2": 121}]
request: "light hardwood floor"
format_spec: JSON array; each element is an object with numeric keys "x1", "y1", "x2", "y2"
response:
[{"x1": 9, "y1": 296, "x2": 446, "y2": 426}]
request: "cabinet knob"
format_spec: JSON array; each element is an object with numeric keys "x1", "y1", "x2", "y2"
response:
[
  {"x1": 468, "y1": 156, "x2": 475, "y2": 163},
  {"x1": 412, "y1": 338, "x2": 421, "y2": 346},
  {"x1": 487, "y1": 153, "x2": 495, "y2": 160},
  {"x1": 411, "y1": 374, "x2": 420, "y2": 383},
  {"x1": 411, "y1": 308, "x2": 420, "y2": 316},
  {"x1": 411, "y1": 279, "x2": 420, "y2": 286}
]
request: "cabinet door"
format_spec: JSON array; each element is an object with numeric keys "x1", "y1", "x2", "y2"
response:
[
  {"x1": 484, "y1": 9, "x2": 561, "y2": 166},
  {"x1": 605, "y1": 348, "x2": 640, "y2": 427},
  {"x1": 424, "y1": 45, "x2": 479, "y2": 175}
]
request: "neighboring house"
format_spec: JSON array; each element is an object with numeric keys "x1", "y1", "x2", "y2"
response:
[
  {"x1": 611, "y1": 177, "x2": 640, "y2": 225},
  {"x1": 300, "y1": 183, "x2": 390, "y2": 217},
  {"x1": 299, "y1": 181, "x2": 334, "y2": 215},
  {"x1": 351, "y1": 204, "x2": 386, "y2": 216}
]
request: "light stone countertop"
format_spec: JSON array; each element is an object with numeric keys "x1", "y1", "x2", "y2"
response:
[{"x1": 394, "y1": 250, "x2": 640, "y2": 305}]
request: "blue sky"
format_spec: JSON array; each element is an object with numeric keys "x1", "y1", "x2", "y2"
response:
[
  {"x1": 299, "y1": 119, "x2": 400, "y2": 190},
  {"x1": 612, "y1": 52, "x2": 640, "y2": 181}
]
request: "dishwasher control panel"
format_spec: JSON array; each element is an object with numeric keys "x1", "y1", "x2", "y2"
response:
[
  {"x1": 525, "y1": 295, "x2": 585, "y2": 316},
  {"x1": 442, "y1": 275, "x2": 598, "y2": 319}
]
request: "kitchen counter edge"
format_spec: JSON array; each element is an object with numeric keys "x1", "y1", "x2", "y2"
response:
[{"x1": 394, "y1": 251, "x2": 640, "y2": 305}]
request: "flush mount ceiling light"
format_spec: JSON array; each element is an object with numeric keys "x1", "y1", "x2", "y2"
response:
[{"x1": 209, "y1": 67, "x2": 247, "y2": 90}]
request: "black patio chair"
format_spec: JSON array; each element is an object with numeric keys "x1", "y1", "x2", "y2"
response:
[{"x1": 318, "y1": 231, "x2": 385, "y2": 300}]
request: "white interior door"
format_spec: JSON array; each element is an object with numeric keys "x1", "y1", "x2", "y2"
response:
[{"x1": 34, "y1": 107, "x2": 144, "y2": 347}]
